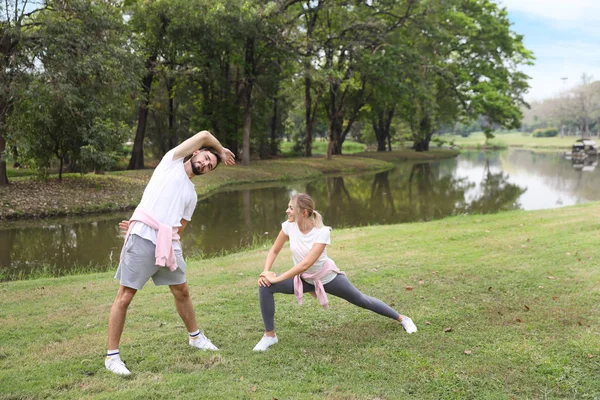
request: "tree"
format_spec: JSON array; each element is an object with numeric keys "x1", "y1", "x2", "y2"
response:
[
  {"x1": 11, "y1": 0, "x2": 138, "y2": 179},
  {"x1": 125, "y1": 0, "x2": 171, "y2": 170},
  {"x1": 0, "y1": 0, "x2": 48, "y2": 185},
  {"x1": 404, "y1": 0, "x2": 533, "y2": 151}
]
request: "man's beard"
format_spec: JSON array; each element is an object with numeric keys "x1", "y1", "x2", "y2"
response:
[{"x1": 191, "y1": 162, "x2": 202, "y2": 175}]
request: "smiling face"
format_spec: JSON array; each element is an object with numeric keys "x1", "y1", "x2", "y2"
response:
[
  {"x1": 285, "y1": 200, "x2": 296, "y2": 222},
  {"x1": 190, "y1": 150, "x2": 218, "y2": 175}
]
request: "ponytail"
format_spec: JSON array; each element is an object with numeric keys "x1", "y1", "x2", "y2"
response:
[{"x1": 311, "y1": 210, "x2": 324, "y2": 228}]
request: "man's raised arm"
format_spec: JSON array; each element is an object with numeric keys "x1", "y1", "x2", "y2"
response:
[{"x1": 173, "y1": 130, "x2": 235, "y2": 165}]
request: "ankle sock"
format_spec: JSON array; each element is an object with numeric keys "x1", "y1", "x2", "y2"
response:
[
  {"x1": 189, "y1": 330, "x2": 200, "y2": 339},
  {"x1": 106, "y1": 349, "x2": 120, "y2": 359}
]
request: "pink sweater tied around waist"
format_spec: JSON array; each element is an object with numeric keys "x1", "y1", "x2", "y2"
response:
[
  {"x1": 293, "y1": 259, "x2": 345, "y2": 309},
  {"x1": 120, "y1": 207, "x2": 181, "y2": 271}
]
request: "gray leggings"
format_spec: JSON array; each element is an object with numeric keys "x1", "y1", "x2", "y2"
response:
[{"x1": 259, "y1": 274, "x2": 400, "y2": 332}]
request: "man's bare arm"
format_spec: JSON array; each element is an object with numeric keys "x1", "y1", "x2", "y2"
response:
[{"x1": 173, "y1": 131, "x2": 234, "y2": 165}]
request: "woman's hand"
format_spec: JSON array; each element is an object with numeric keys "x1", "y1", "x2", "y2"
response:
[
  {"x1": 118, "y1": 220, "x2": 130, "y2": 235},
  {"x1": 259, "y1": 270, "x2": 278, "y2": 286}
]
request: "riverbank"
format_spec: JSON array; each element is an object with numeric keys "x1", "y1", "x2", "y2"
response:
[
  {"x1": 1, "y1": 203, "x2": 599, "y2": 399},
  {"x1": 0, "y1": 150, "x2": 458, "y2": 220},
  {"x1": 446, "y1": 132, "x2": 579, "y2": 150}
]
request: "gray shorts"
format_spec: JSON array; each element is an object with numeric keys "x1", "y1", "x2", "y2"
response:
[{"x1": 115, "y1": 234, "x2": 187, "y2": 290}]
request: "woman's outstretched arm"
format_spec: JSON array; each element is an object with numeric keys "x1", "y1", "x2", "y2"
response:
[{"x1": 258, "y1": 230, "x2": 288, "y2": 287}]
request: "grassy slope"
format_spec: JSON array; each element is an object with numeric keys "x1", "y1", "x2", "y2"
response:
[
  {"x1": 446, "y1": 132, "x2": 579, "y2": 150},
  {"x1": 1, "y1": 203, "x2": 600, "y2": 399}
]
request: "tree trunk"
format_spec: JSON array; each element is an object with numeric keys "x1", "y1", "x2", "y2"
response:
[
  {"x1": 128, "y1": 55, "x2": 157, "y2": 170},
  {"x1": 241, "y1": 37, "x2": 255, "y2": 166},
  {"x1": 242, "y1": 88, "x2": 252, "y2": 166},
  {"x1": 413, "y1": 139, "x2": 430, "y2": 152},
  {"x1": 270, "y1": 96, "x2": 278, "y2": 157},
  {"x1": 0, "y1": 132, "x2": 8, "y2": 186},
  {"x1": 304, "y1": 70, "x2": 313, "y2": 157},
  {"x1": 58, "y1": 157, "x2": 64, "y2": 181},
  {"x1": 167, "y1": 77, "x2": 176, "y2": 150},
  {"x1": 412, "y1": 114, "x2": 432, "y2": 152}
]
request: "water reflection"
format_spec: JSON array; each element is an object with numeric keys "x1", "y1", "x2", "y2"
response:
[
  {"x1": 0, "y1": 149, "x2": 597, "y2": 280},
  {"x1": 571, "y1": 155, "x2": 598, "y2": 172}
]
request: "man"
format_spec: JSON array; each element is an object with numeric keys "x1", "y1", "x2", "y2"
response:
[{"x1": 105, "y1": 130, "x2": 235, "y2": 375}]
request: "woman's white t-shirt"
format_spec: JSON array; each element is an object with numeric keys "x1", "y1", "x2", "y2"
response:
[
  {"x1": 281, "y1": 220, "x2": 336, "y2": 285},
  {"x1": 130, "y1": 149, "x2": 198, "y2": 250}
]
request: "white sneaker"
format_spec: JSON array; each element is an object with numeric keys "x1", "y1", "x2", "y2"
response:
[
  {"x1": 401, "y1": 317, "x2": 418, "y2": 334},
  {"x1": 253, "y1": 334, "x2": 278, "y2": 351},
  {"x1": 105, "y1": 356, "x2": 131, "y2": 375},
  {"x1": 189, "y1": 333, "x2": 219, "y2": 350}
]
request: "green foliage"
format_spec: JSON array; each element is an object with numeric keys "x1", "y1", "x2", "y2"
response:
[
  {"x1": 1, "y1": 0, "x2": 534, "y2": 176},
  {"x1": 432, "y1": 136, "x2": 447, "y2": 148},
  {"x1": 533, "y1": 127, "x2": 559, "y2": 138},
  {"x1": 8, "y1": 0, "x2": 139, "y2": 178}
]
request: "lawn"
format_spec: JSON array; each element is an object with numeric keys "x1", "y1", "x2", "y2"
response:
[
  {"x1": 444, "y1": 132, "x2": 582, "y2": 150},
  {"x1": 279, "y1": 138, "x2": 367, "y2": 156},
  {"x1": 1, "y1": 202, "x2": 600, "y2": 399}
]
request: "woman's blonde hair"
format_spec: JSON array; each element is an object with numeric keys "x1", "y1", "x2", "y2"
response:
[{"x1": 291, "y1": 193, "x2": 326, "y2": 228}]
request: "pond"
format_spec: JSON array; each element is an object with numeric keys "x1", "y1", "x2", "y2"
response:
[{"x1": 1, "y1": 149, "x2": 598, "y2": 281}]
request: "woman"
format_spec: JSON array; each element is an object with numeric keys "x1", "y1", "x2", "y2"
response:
[{"x1": 254, "y1": 193, "x2": 417, "y2": 351}]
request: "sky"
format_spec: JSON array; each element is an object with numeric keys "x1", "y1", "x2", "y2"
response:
[{"x1": 496, "y1": 0, "x2": 600, "y2": 102}]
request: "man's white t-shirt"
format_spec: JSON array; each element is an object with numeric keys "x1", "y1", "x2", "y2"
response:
[
  {"x1": 281, "y1": 220, "x2": 335, "y2": 285},
  {"x1": 130, "y1": 149, "x2": 198, "y2": 250}
]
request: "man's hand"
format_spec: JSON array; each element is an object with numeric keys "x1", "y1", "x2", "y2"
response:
[
  {"x1": 220, "y1": 148, "x2": 236, "y2": 166},
  {"x1": 118, "y1": 220, "x2": 130, "y2": 235}
]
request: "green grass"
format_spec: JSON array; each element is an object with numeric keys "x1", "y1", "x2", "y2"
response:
[
  {"x1": 280, "y1": 139, "x2": 367, "y2": 156},
  {"x1": 2, "y1": 203, "x2": 600, "y2": 398},
  {"x1": 444, "y1": 132, "x2": 580, "y2": 150},
  {"x1": 6, "y1": 167, "x2": 36, "y2": 178}
]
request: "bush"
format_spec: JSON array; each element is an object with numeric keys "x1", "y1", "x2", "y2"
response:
[
  {"x1": 533, "y1": 128, "x2": 559, "y2": 138},
  {"x1": 432, "y1": 136, "x2": 447, "y2": 148}
]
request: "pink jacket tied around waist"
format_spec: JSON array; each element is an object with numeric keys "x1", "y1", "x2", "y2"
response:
[
  {"x1": 294, "y1": 259, "x2": 345, "y2": 309},
  {"x1": 120, "y1": 207, "x2": 181, "y2": 271}
]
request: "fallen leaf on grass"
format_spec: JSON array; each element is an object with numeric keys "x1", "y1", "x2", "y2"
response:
[
  {"x1": 464, "y1": 350, "x2": 472, "y2": 355},
  {"x1": 552, "y1": 296, "x2": 558, "y2": 301},
  {"x1": 488, "y1": 286, "x2": 493, "y2": 292},
  {"x1": 578, "y1": 321, "x2": 583, "y2": 326},
  {"x1": 588, "y1": 354, "x2": 594, "y2": 359},
  {"x1": 515, "y1": 318, "x2": 522, "y2": 323},
  {"x1": 425, "y1": 321, "x2": 431, "y2": 325},
  {"x1": 418, "y1": 280, "x2": 424, "y2": 285},
  {"x1": 444, "y1": 327, "x2": 452, "y2": 333},
  {"x1": 405, "y1": 286, "x2": 414, "y2": 291},
  {"x1": 524, "y1": 305, "x2": 530, "y2": 311},
  {"x1": 251, "y1": 385, "x2": 257, "y2": 392},
  {"x1": 547, "y1": 276, "x2": 556, "y2": 280}
]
